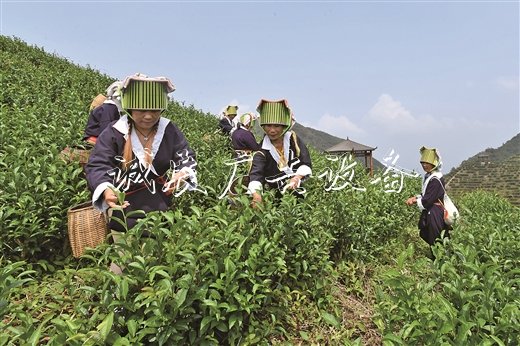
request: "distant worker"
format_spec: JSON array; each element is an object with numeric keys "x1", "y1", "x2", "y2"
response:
[
  {"x1": 230, "y1": 112, "x2": 261, "y2": 153},
  {"x1": 247, "y1": 99, "x2": 312, "y2": 206},
  {"x1": 406, "y1": 147, "x2": 450, "y2": 253},
  {"x1": 83, "y1": 81, "x2": 123, "y2": 146},
  {"x1": 219, "y1": 105, "x2": 238, "y2": 135},
  {"x1": 227, "y1": 112, "x2": 261, "y2": 196}
]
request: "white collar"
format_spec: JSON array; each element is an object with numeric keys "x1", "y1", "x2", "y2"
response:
[
  {"x1": 261, "y1": 131, "x2": 292, "y2": 169},
  {"x1": 112, "y1": 115, "x2": 169, "y2": 175}
]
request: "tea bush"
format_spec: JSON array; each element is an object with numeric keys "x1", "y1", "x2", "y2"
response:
[
  {"x1": 0, "y1": 258, "x2": 35, "y2": 344},
  {"x1": 375, "y1": 192, "x2": 520, "y2": 345},
  {"x1": 73, "y1": 195, "x2": 335, "y2": 344},
  {"x1": 1, "y1": 36, "x2": 111, "y2": 260}
]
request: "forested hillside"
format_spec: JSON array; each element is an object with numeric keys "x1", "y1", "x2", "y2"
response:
[
  {"x1": 292, "y1": 122, "x2": 343, "y2": 151},
  {"x1": 1, "y1": 35, "x2": 518, "y2": 345},
  {"x1": 451, "y1": 133, "x2": 520, "y2": 167},
  {"x1": 446, "y1": 133, "x2": 520, "y2": 205}
]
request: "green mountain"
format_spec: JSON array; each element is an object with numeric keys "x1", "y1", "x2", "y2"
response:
[
  {"x1": 448, "y1": 132, "x2": 520, "y2": 170},
  {"x1": 291, "y1": 122, "x2": 344, "y2": 151},
  {"x1": 445, "y1": 133, "x2": 520, "y2": 205},
  {"x1": 250, "y1": 120, "x2": 344, "y2": 152}
]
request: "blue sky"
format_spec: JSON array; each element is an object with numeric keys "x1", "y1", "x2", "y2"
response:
[{"x1": 1, "y1": 0, "x2": 519, "y2": 172}]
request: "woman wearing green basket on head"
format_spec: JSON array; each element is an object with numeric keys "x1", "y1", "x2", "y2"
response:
[
  {"x1": 406, "y1": 146, "x2": 450, "y2": 253},
  {"x1": 247, "y1": 99, "x2": 312, "y2": 207},
  {"x1": 85, "y1": 73, "x2": 198, "y2": 235}
]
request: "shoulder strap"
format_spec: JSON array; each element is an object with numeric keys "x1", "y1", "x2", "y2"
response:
[
  {"x1": 430, "y1": 174, "x2": 447, "y2": 194},
  {"x1": 429, "y1": 174, "x2": 450, "y2": 206},
  {"x1": 291, "y1": 131, "x2": 301, "y2": 157},
  {"x1": 422, "y1": 172, "x2": 444, "y2": 196}
]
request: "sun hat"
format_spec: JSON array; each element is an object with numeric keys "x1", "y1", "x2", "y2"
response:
[
  {"x1": 225, "y1": 105, "x2": 238, "y2": 116},
  {"x1": 121, "y1": 73, "x2": 175, "y2": 112},
  {"x1": 420, "y1": 146, "x2": 441, "y2": 169},
  {"x1": 257, "y1": 99, "x2": 293, "y2": 128}
]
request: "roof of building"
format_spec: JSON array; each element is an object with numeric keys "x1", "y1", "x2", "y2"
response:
[{"x1": 325, "y1": 137, "x2": 377, "y2": 153}]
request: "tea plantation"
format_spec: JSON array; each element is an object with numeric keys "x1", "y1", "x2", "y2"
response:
[{"x1": 1, "y1": 36, "x2": 519, "y2": 345}]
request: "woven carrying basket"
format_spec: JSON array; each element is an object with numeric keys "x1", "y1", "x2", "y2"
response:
[
  {"x1": 60, "y1": 146, "x2": 91, "y2": 166},
  {"x1": 67, "y1": 202, "x2": 108, "y2": 258},
  {"x1": 90, "y1": 94, "x2": 107, "y2": 110}
]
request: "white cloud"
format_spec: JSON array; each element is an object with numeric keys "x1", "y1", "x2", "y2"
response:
[
  {"x1": 495, "y1": 76, "x2": 519, "y2": 91},
  {"x1": 365, "y1": 94, "x2": 440, "y2": 134},
  {"x1": 367, "y1": 94, "x2": 413, "y2": 122},
  {"x1": 299, "y1": 93, "x2": 512, "y2": 172},
  {"x1": 312, "y1": 113, "x2": 365, "y2": 138},
  {"x1": 362, "y1": 93, "x2": 513, "y2": 172}
]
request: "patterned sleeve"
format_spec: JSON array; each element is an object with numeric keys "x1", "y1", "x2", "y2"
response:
[
  {"x1": 84, "y1": 127, "x2": 124, "y2": 210},
  {"x1": 295, "y1": 135, "x2": 312, "y2": 169},
  {"x1": 85, "y1": 128, "x2": 122, "y2": 190},
  {"x1": 247, "y1": 150, "x2": 267, "y2": 193},
  {"x1": 167, "y1": 123, "x2": 197, "y2": 173},
  {"x1": 294, "y1": 135, "x2": 312, "y2": 177}
]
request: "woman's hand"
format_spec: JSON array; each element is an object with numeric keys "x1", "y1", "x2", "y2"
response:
[
  {"x1": 282, "y1": 175, "x2": 303, "y2": 193},
  {"x1": 251, "y1": 192, "x2": 262, "y2": 208},
  {"x1": 406, "y1": 196, "x2": 417, "y2": 206},
  {"x1": 289, "y1": 175, "x2": 302, "y2": 189},
  {"x1": 164, "y1": 170, "x2": 188, "y2": 194},
  {"x1": 104, "y1": 188, "x2": 129, "y2": 209}
]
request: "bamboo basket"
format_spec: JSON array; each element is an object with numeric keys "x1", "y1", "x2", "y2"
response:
[
  {"x1": 67, "y1": 202, "x2": 108, "y2": 258},
  {"x1": 90, "y1": 93, "x2": 107, "y2": 110},
  {"x1": 60, "y1": 146, "x2": 91, "y2": 167}
]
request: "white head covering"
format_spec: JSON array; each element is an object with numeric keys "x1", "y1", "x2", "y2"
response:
[
  {"x1": 234, "y1": 112, "x2": 257, "y2": 127},
  {"x1": 106, "y1": 81, "x2": 123, "y2": 98},
  {"x1": 103, "y1": 81, "x2": 123, "y2": 112},
  {"x1": 230, "y1": 112, "x2": 258, "y2": 135}
]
